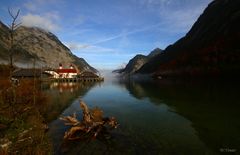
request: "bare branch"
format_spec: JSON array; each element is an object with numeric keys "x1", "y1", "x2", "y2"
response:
[
  {"x1": 7, "y1": 8, "x2": 21, "y2": 73},
  {"x1": 16, "y1": 9, "x2": 20, "y2": 19},
  {"x1": 14, "y1": 22, "x2": 22, "y2": 29},
  {"x1": 8, "y1": 8, "x2": 20, "y2": 30},
  {"x1": 8, "y1": 8, "x2": 15, "y2": 19},
  {"x1": 8, "y1": 8, "x2": 20, "y2": 20}
]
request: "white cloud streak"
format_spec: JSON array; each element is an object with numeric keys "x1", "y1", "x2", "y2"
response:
[
  {"x1": 21, "y1": 13, "x2": 60, "y2": 31},
  {"x1": 93, "y1": 23, "x2": 163, "y2": 45},
  {"x1": 22, "y1": 0, "x2": 63, "y2": 31},
  {"x1": 65, "y1": 0, "x2": 210, "y2": 51},
  {"x1": 66, "y1": 42, "x2": 120, "y2": 54},
  {"x1": 138, "y1": 0, "x2": 172, "y2": 6},
  {"x1": 66, "y1": 22, "x2": 163, "y2": 51}
]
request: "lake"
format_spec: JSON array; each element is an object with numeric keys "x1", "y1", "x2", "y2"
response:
[{"x1": 46, "y1": 73, "x2": 240, "y2": 155}]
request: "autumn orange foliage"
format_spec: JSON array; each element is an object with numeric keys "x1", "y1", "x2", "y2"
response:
[{"x1": 0, "y1": 75, "x2": 52, "y2": 154}]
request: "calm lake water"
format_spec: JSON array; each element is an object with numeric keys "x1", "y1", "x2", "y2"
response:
[{"x1": 46, "y1": 73, "x2": 240, "y2": 155}]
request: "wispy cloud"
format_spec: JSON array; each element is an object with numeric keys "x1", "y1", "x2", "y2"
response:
[
  {"x1": 23, "y1": 0, "x2": 63, "y2": 12},
  {"x1": 133, "y1": 0, "x2": 211, "y2": 34},
  {"x1": 11, "y1": 0, "x2": 211, "y2": 70},
  {"x1": 137, "y1": 0, "x2": 172, "y2": 7},
  {"x1": 64, "y1": 0, "x2": 210, "y2": 52},
  {"x1": 65, "y1": 41, "x2": 136, "y2": 68},
  {"x1": 66, "y1": 42, "x2": 89, "y2": 51},
  {"x1": 66, "y1": 22, "x2": 163, "y2": 50},
  {"x1": 21, "y1": 0, "x2": 63, "y2": 31},
  {"x1": 24, "y1": 1, "x2": 37, "y2": 11},
  {"x1": 21, "y1": 13, "x2": 60, "y2": 31},
  {"x1": 78, "y1": 53, "x2": 135, "y2": 70},
  {"x1": 95, "y1": 23, "x2": 163, "y2": 44},
  {"x1": 159, "y1": 3, "x2": 209, "y2": 33},
  {"x1": 65, "y1": 42, "x2": 121, "y2": 54}
]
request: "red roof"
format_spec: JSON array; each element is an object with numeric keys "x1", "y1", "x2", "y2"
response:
[{"x1": 57, "y1": 69, "x2": 77, "y2": 73}]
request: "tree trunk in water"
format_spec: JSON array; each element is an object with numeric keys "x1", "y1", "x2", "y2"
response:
[{"x1": 60, "y1": 101, "x2": 118, "y2": 140}]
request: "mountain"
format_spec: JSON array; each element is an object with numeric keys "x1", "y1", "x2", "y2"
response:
[
  {"x1": 122, "y1": 54, "x2": 148, "y2": 74},
  {"x1": 0, "y1": 21, "x2": 97, "y2": 72},
  {"x1": 116, "y1": 48, "x2": 162, "y2": 75},
  {"x1": 147, "y1": 48, "x2": 162, "y2": 58},
  {"x1": 138, "y1": 0, "x2": 240, "y2": 77}
]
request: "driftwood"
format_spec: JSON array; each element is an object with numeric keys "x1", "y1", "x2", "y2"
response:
[{"x1": 60, "y1": 101, "x2": 118, "y2": 140}]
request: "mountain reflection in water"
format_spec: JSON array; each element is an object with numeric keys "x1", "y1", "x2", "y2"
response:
[
  {"x1": 47, "y1": 77, "x2": 240, "y2": 155},
  {"x1": 43, "y1": 82, "x2": 101, "y2": 122},
  {"x1": 116, "y1": 78, "x2": 240, "y2": 154}
]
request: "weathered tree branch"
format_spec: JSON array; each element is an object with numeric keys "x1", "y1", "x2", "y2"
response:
[{"x1": 60, "y1": 101, "x2": 118, "y2": 140}]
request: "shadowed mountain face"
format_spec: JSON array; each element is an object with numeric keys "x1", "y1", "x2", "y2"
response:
[
  {"x1": 0, "y1": 21, "x2": 97, "y2": 72},
  {"x1": 122, "y1": 54, "x2": 148, "y2": 74},
  {"x1": 117, "y1": 48, "x2": 162, "y2": 75},
  {"x1": 138, "y1": 0, "x2": 240, "y2": 77}
]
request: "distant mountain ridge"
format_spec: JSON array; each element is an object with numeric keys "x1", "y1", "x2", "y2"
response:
[
  {"x1": 137, "y1": 0, "x2": 240, "y2": 77},
  {"x1": 115, "y1": 48, "x2": 162, "y2": 75},
  {"x1": 0, "y1": 21, "x2": 97, "y2": 72}
]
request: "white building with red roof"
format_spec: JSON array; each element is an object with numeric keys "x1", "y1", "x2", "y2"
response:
[
  {"x1": 45, "y1": 63, "x2": 78, "y2": 78},
  {"x1": 57, "y1": 63, "x2": 77, "y2": 78}
]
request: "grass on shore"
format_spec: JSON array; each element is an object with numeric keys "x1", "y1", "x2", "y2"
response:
[{"x1": 0, "y1": 67, "x2": 53, "y2": 155}]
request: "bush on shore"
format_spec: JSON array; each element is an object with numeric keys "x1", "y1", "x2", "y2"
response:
[{"x1": 0, "y1": 72, "x2": 52, "y2": 154}]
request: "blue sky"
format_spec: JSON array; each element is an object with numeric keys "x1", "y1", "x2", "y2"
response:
[{"x1": 0, "y1": 0, "x2": 212, "y2": 70}]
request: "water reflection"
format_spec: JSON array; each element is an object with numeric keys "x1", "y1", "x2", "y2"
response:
[
  {"x1": 43, "y1": 82, "x2": 101, "y2": 122},
  {"x1": 116, "y1": 79, "x2": 240, "y2": 154},
  {"x1": 50, "y1": 82, "x2": 82, "y2": 93},
  {"x1": 47, "y1": 78, "x2": 240, "y2": 154}
]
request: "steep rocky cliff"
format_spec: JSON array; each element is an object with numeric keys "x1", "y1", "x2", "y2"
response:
[{"x1": 0, "y1": 21, "x2": 97, "y2": 72}]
